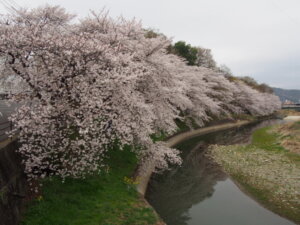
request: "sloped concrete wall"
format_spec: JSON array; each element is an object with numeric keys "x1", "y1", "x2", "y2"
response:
[{"x1": 0, "y1": 140, "x2": 26, "y2": 225}]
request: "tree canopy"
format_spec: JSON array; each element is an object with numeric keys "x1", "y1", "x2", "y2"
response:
[
  {"x1": 170, "y1": 41, "x2": 198, "y2": 65},
  {"x1": 0, "y1": 6, "x2": 281, "y2": 181}
]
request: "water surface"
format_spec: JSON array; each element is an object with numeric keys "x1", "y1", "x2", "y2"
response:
[{"x1": 146, "y1": 120, "x2": 296, "y2": 225}]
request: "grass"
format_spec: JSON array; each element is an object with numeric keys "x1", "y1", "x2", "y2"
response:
[
  {"x1": 150, "y1": 131, "x2": 168, "y2": 143},
  {"x1": 210, "y1": 123, "x2": 300, "y2": 224},
  {"x1": 273, "y1": 121, "x2": 300, "y2": 156},
  {"x1": 21, "y1": 117, "x2": 203, "y2": 225},
  {"x1": 251, "y1": 126, "x2": 300, "y2": 163},
  {"x1": 251, "y1": 127, "x2": 286, "y2": 151},
  {"x1": 174, "y1": 118, "x2": 191, "y2": 133},
  {"x1": 21, "y1": 145, "x2": 159, "y2": 225}
]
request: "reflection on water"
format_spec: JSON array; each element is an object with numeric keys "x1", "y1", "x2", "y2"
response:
[
  {"x1": 146, "y1": 120, "x2": 296, "y2": 225},
  {"x1": 186, "y1": 179, "x2": 294, "y2": 225},
  {"x1": 147, "y1": 142, "x2": 227, "y2": 225}
]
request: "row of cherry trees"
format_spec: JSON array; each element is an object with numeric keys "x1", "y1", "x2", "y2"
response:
[{"x1": 0, "y1": 6, "x2": 281, "y2": 180}]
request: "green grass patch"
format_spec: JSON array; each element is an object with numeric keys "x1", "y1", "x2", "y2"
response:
[
  {"x1": 150, "y1": 131, "x2": 168, "y2": 142},
  {"x1": 251, "y1": 127, "x2": 286, "y2": 152},
  {"x1": 252, "y1": 126, "x2": 300, "y2": 162},
  {"x1": 21, "y1": 146, "x2": 158, "y2": 225},
  {"x1": 291, "y1": 121, "x2": 300, "y2": 129},
  {"x1": 175, "y1": 118, "x2": 190, "y2": 132}
]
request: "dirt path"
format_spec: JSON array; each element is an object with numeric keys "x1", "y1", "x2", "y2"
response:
[{"x1": 284, "y1": 116, "x2": 300, "y2": 122}]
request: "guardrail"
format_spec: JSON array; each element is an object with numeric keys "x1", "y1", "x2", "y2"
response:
[{"x1": 282, "y1": 104, "x2": 300, "y2": 109}]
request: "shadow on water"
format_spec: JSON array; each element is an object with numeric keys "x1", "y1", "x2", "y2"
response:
[{"x1": 146, "y1": 119, "x2": 296, "y2": 225}]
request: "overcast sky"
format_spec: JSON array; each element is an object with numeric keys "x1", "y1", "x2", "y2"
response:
[{"x1": 0, "y1": 0, "x2": 299, "y2": 89}]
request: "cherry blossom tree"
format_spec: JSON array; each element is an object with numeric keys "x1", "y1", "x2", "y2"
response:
[
  {"x1": 0, "y1": 6, "x2": 281, "y2": 181},
  {"x1": 0, "y1": 6, "x2": 183, "y2": 180},
  {"x1": 233, "y1": 81, "x2": 281, "y2": 116},
  {"x1": 195, "y1": 47, "x2": 216, "y2": 69}
]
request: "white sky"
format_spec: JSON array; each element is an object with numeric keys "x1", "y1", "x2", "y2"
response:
[{"x1": 1, "y1": 0, "x2": 299, "y2": 89}]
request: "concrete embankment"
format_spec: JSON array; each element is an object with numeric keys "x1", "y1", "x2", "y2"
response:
[{"x1": 136, "y1": 120, "x2": 252, "y2": 196}]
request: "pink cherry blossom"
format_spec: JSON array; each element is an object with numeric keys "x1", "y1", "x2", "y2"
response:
[{"x1": 0, "y1": 6, "x2": 281, "y2": 180}]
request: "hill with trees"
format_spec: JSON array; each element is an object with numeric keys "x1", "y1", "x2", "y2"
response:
[{"x1": 273, "y1": 87, "x2": 300, "y2": 103}]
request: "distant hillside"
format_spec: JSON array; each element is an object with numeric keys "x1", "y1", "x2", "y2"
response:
[{"x1": 273, "y1": 87, "x2": 300, "y2": 103}]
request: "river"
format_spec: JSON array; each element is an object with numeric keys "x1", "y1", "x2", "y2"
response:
[{"x1": 146, "y1": 120, "x2": 296, "y2": 225}]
